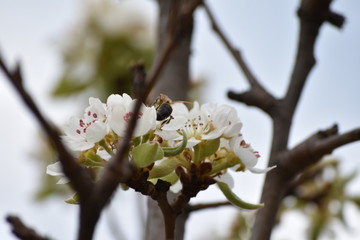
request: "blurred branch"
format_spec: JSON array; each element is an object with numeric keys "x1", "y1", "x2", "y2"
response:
[
  {"x1": 186, "y1": 201, "x2": 231, "y2": 212},
  {"x1": 79, "y1": 1, "x2": 202, "y2": 239},
  {"x1": 0, "y1": 55, "x2": 93, "y2": 198},
  {"x1": 145, "y1": 0, "x2": 201, "y2": 239},
  {"x1": 6, "y1": 215, "x2": 50, "y2": 240}
]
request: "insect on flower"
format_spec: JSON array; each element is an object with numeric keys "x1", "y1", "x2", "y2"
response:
[
  {"x1": 153, "y1": 94, "x2": 189, "y2": 121},
  {"x1": 153, "y1": 94, "x2": 173, "y2": 121}
]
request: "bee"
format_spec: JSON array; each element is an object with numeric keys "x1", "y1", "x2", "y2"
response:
[
  {"x1": 153, "y1": 94, "x2": 190, "y2": 121},
  {"x1": 153, "y1": 94, "x2": 173, "y2": 121}
]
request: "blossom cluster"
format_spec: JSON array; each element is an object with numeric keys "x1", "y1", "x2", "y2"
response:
[{"x1": 47, "y1": 93, "x2": 275, "y2": 207}]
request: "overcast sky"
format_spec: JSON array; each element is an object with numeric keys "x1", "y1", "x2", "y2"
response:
[{"x1": 1, "y1": 0, "x2": 360, "y2": 239}]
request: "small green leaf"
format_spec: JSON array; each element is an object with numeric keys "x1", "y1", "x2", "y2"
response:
[
  {"x1": 217, "y1": 181, "x2": 263, "y2": 210},
  {"x1": 199, "y1": 138, "x2": 220, "y2": 159},
  {"x1": 132, "y1": 143, "x2": 164, "y2": 168},
  {"x1": 83, "y1": 150, "x2": 106, "y2": 167},
  {"x1": 149, "y1": 158, "x2": 180, "y2": 179},
  {"x1": 160, "y1": 172, "x2": 179, "y2": 184},
  {"x1": 163, "y1": 130, "x2": 187, "y2": 157},
  {"x1": 149, "y1": 172, "x2": 179, "y2": 185},
  {"x1": 99, "y1": 139, "x2": 114, "y2": 156},
  {"x1": 65, "y1": 193, "x2": 80, "y2": 204}
]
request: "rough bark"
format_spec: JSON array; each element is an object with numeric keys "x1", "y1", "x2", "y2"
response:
[{"x1": 145, "y1": 0, "x2": 194, "y2": 239}]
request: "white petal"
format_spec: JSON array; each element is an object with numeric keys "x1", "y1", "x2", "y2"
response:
[
  {"x1": 188, "y1": 101, "x2": 200, "y2": 119},
  {"x1": 63, "y1": 117, "x2": 83, "y2": 137},
  {"x1": 202, "y1": 128, "x2": 224, "y2": 140},
  {"x1": 186, "y1": 137, "x2": 201, "y2": 148},
  {"x1": 171, "y1": 103, "x2": 189, "y2": 116},
  {"x1": 161, "y1": 116, "x2": 187, "y2": 131},
  {"x1": 215, "y1": 172, "x2": 235, "y2": 189},
  {"x1": 248, "y1": 165, "x2": 277, "y2": 174},
  {"x1": 108, "y1": 105, "x2": 127, "y2": 136},
  {"x1": 86, "y1": 122, "x2": 107, "y2": 143},
  {"x1": 235, "y1": 147, "x2": 258, "y2": 168},
  {"x1": 155, "y1": 129, "x2": 181, "y2": 140},
  {"x1": 107, "y1": 94, "x2": 123, "y2": 107},
  {"x1": 122, "y1": 93, "x2": 133, "y2": 106},
  {"x1": 133, "y1": 104, "x2": 157, "y2": 137},
  {"x1": 88, "y1": 97, "x2": 106, "y2": 118},
  {"x1": 97, "y1": 149, "x2": 112, "y2": 161},
  {"x1": 57, "y1": 177, "x2": 70, "y2": 184},
  {"x1": 223, "y1": 122, "x2": 243, "y2": 138},
  {"x1": 46, "y1": 162, "x2": 63, "y2": 176}
]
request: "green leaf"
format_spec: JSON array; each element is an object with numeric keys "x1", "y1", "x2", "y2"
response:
[
  {"x1": 217, "y1": 181, "x2": 263, "y2": 210},
  {"x1": 163, "y1": 130, "x2": 187, "y2": 157},
  {"x1": 83, "y1": 150, "x2": 106, "y2": 167},
  {"x1": 65, "y1": 193, "x2": 80, "y2": 204},
  {"x1": 199, "y1": 138, "x2": 220, "y2": 159},
  {"x1": 149, "y1": 158, "x2": 180, "y2": 179},
  {"x1": 160, "y1": 172, "x2": 179, "y2": 184},
  {"x1": 132, "y1": 143, "x2": 164, "y2": 168},
  {"x1": 149, "y1": 172, "x2": 179, "y2": 185}
]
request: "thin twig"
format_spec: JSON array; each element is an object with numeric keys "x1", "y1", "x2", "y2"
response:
[
  {"x1": 6, "y1": 215, "x2": 50, "y2": 240},
  {"x1": 203, "y1": 2, "x2": 278, "y2": 116},
  {"x1": 186, "y1": 201, "x2": 231, "y2": 212},
  {"x1": 202, "y1": 2, "x2": 261, "y2": 89}
]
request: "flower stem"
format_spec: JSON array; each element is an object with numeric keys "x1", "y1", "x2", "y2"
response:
[
  {"x1": 99, "y1": 139, "x2": 114, "y2": 156},
  {"x1": 193, "y1": 144, "x2": 201, "y2": 164}
]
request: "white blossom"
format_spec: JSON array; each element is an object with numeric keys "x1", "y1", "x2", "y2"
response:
[
  {"x1": 106, "y1": 93, "x2": 156, "y2": 137},
  {"x1": 62, "y1": 97, "x2": 107, "y2": 151},
  {"x1": 157, "y1": 102, "x2": 243, "y2": 148},
  {"x1": 230, "y1": 135, "x2": 276, "y2": 174},
  {"x1": 46, "y1": 161, "x2": 69, "y2": 184}
]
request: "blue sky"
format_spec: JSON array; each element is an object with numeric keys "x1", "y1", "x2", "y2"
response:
[{"x1": 1, "y1": 0, "x2": 360, "y2": 239}]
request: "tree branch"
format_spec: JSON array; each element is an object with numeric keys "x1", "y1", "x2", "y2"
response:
[
  {"x1": 279, "y1": 125, "x2": 360, "y2": 176},
  {"x1": 250, "y1": 1, "x2": 346, "y2": 239},
  {"x1": 202, "y1": 2, "x2": 280, "y2": 116},
  {"x1": 0, "y1": 55, "x2": 93, "y2": 199},
  {"x1": 283, "y1": 0, "x2": 345, "y2": 119},
  {"x1": 185, "y1": 201, "x2": 231, "y2": 213},
  {"x1": 145, "y1": 0, "x2": 201, "y2": 239},
  {"x1": 202, "y1": 2, "x2": 262, "y2": 89},
  {"x1": 6, "y1": 215, "x2": 50, "y2": 240}
]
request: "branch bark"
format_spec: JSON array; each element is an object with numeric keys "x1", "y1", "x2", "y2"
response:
[
  {"x1": 249, "y1": 1, "x2": 347, "y2": 239},
  {"x1": 0, "y1": 56, "x2": 94, "y2": 199},
  {"x1": 145, "y1": 0, "x2": 198, "y2": 239},
  {"x1": 6, "y1": 215, "x2": 50, "y2": 240}
]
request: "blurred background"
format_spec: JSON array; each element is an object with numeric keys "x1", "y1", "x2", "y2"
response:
[{"x1": 1, "y1": 0, "x2": 360, "y2": 239}]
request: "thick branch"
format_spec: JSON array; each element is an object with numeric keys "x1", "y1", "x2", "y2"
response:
[
  {"x1": 283, "y1": 0, "x2": 345, "y2": 120},
  {"x1": 6, "y1": 215, "x2": 50, "y2": 240},
  {"x1": 251, "y1": 1, "x2": 346, "y2": 240},
  {"x1": 146, "y1": 1, "x2": 199, "y2": 239},
  {"x1": 279, "y1": 125, "x2": 360, "y2": 175},
  {"x1": 228, "y1": 89, "x2": 279, "y2": 117}
]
